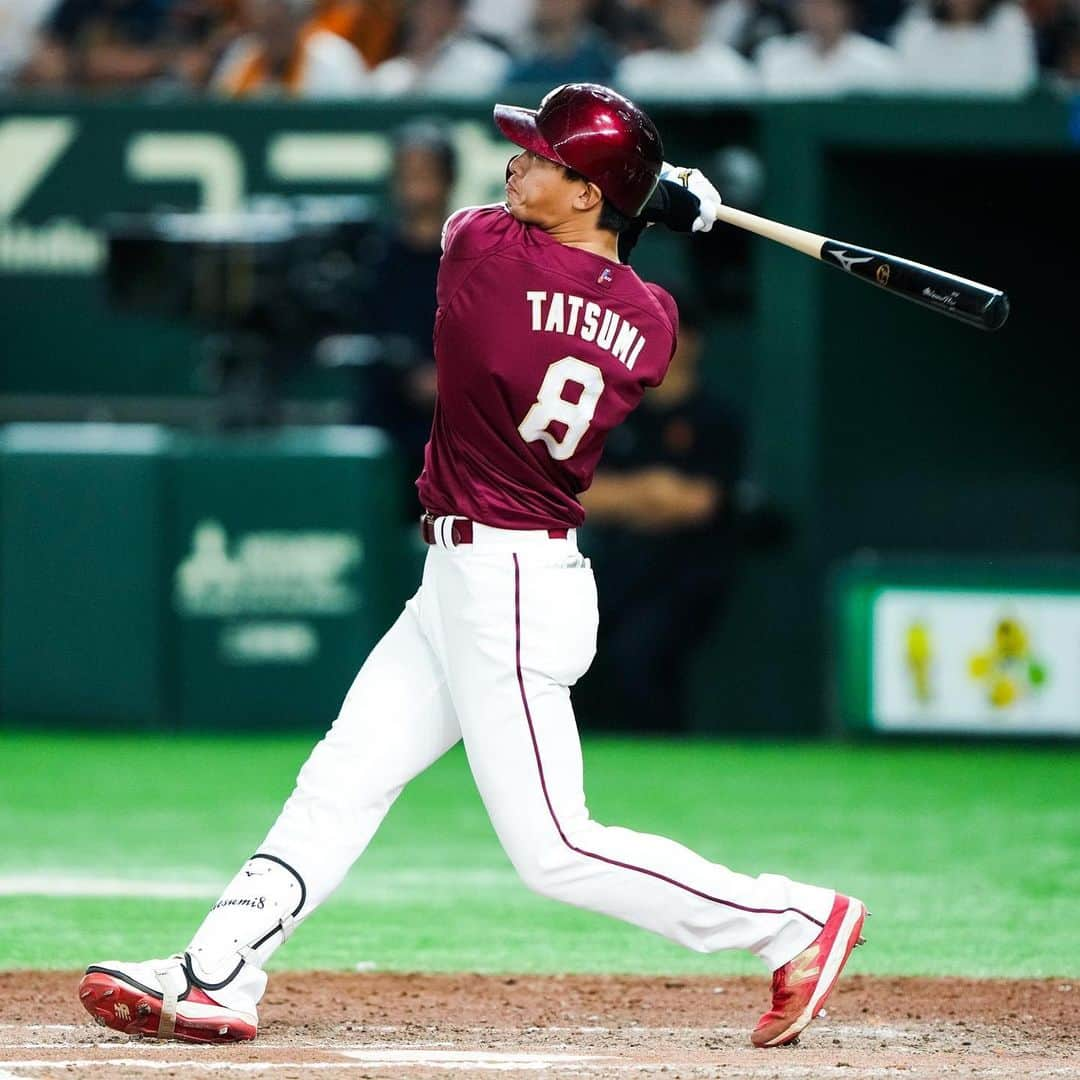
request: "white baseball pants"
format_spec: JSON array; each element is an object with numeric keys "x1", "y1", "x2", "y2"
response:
[{"x1": 194, "y1": 524, "x2": 834, "y2": 983}]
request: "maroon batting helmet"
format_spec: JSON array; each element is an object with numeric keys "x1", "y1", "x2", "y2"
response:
[{"x1": 493, "y1": 83, "x2": 664, "y2": 218}]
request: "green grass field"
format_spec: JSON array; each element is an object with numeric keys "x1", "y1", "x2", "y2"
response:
[{"x1": 0, "y1": 734, "x2": 1076, "y2": 977}]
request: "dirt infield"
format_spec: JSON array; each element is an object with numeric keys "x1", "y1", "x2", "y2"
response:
[{"x1": 0, "y1": 971, "x2": 1075, "y2": 1078}]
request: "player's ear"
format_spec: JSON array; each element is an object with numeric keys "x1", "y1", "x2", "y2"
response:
[{"x1": 575, "y1": 181, "x2": 603, "y2": 213}]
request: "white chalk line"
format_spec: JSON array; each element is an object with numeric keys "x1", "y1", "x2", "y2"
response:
[
  {"x1": 0, "y1": 1029, "x2": 85, "y2": 1040},
  {"x1": 344, "y1": 1050, "x2": 609, "y2": 1065},
  {"x1": 0, "y1": 1028, "x2": 734, "y2": 1051},
  {"x1": 0, "y1": 1055, "x2": 608, "y2": 1075},
  {"x1": 0, "y1": 1063, "x2": 377, "y2": 1074},
  {"x1": 0, "y1": 1024, "x2": 925, "y2": 1054},
  {"x1": 0, "y1": 875, "x2": 220, "y2": 900},
  {"x1": 0, "y1": 1061, "x2": 1070, "y2": 1079},
  {"x1": 0, "y1": 868, "x2": 516, "y2": 900}
]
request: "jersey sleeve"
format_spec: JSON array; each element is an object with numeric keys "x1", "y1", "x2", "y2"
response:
[
  {"x1": 646, "y1": 283, "x2": 680, "y2": 342},
  {"x1": 643, "y1": 282, "x2": 680, "y2": 387},
  {"x1": 440, "y1": 204, "x2": 517, "y2": 258}
]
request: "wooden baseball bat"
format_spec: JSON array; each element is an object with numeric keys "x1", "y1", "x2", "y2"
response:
[{"x1": 714, "y1": 203, "x2": 1010, "y2": 332}]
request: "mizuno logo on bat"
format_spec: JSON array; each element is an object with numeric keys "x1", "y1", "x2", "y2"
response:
[{"x1": 830, "y1": 249, "x2": 874, "y2": 273}]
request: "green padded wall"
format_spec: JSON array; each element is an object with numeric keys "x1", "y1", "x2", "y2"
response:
[
  {"x1": 0, "y1": 424, "x2": 170, "y2": 726},
  {"x1": 167, "y1": 426, "x2": 407, "y2": 731}
]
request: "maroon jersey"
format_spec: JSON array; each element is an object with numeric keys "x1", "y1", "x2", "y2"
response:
[{"x1": 417, "y1": 205, "x2": 678, "y2": 530}]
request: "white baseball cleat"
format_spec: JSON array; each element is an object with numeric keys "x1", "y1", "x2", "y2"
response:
[{"x1": 78, "y1": 955, "x2": 257, "y2": 1043}]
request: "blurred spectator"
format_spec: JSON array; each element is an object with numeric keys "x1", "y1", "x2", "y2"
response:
[
  {"x1": 756, "y1": 0, "x2": 900, "y2": 95},
  {"x1": 370, "y1": 0, "x2": 511, "y2": 95},
  {"x1": 352, "y1": 122, "x2": 456, "y2": 509},
  {"x1": 162, "y1": 0, "x2": 247, "y2": 93},
  {"x1": 19, "y1": 0, "x2": 173, "y2": 88},
  {"x1": 706, "y1": 0, "x2": 793, "y2": 57},
  {"x1": 615, "y1": 0, "x2": 757, "y2": 98},
  {"x1": 309, "y1": 0, "x2": 400, "y2": 68},
  {"x1": 466, "y1": 0, "x2": 535, "y2": 50},
  {"x1": 578, "y1": 298, "x2": 745, "y2": 731},
  {"x1": 1026, "y1": 0, "x2": 1080, "y2": 72},
  {"x1": 892, "y1": 0, "x2": 1038, "y2": 94},
  {"x1": 856, "y1": 0, "x2": 906, "y2": 40},
  {"x1": 1051, "y1": 10, "x2": 1080, "y2": 85},
  {"x1": 212, "y1": 0, "x2": 369, "y2": 96},
  {"x1": 1, "y1": 0, "x2": 62, "y2": 85},
  {"x1": 591, "y1": 0, "x2": 659, "y2": 54},
  {"x1": 505, "y1": 0, "x2": 615, "y2": 86}
]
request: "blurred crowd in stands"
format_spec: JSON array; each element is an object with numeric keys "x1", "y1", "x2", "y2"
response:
[{"x1": 3, "y1": 0, "x2": 1078, "y2": 98}]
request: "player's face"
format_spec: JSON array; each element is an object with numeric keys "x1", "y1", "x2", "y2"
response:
[{"x1": 504, "y1": 150, "x2": 593, "y2": 229}]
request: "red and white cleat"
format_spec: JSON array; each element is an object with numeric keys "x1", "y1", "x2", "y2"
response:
[
  {"x1": 751, "y1": 893, "x2": 867, "y2": 1048},
  {"x1": 78, "y1": 956, "x2": 257, "y2": 1044}
]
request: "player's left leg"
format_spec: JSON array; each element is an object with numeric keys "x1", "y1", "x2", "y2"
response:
[
  {"x1": 427, "y1": 537, "x2": 863, "y2": 1046},
  {"x1": 80, "y1": 582, "x2": 461, "y2": 1043}
]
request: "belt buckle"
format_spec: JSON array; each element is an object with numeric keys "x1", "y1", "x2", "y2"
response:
[
  {"x1": 421, "y1": 512, "x2": 466, "y2": 549},
  {"x1": 419, "y1": 513, "x2": 436, "y2": 546}
]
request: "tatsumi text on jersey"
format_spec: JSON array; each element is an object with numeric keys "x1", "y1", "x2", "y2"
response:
[{"x1": 525, "y1": 291, "x2": 647, "y2": 371}]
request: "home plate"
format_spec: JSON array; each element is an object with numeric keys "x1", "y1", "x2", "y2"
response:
[{"x1": 340, "y1": 1049, "x2": 609, "y2": 1070}]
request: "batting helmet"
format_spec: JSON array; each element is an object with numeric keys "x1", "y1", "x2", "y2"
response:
[{"x1": 493, "y1": 83, "x2": 664, "y2": 219}]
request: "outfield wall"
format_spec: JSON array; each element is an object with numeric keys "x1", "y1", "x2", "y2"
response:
[
  {"x1": 0, "y1": 96, "x2": 1076, "y2": 733},
  {"x1": 0, "y1": 424, "x2": 409, "y2": 730}
]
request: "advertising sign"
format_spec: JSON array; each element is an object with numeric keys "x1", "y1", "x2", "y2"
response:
[
  {"x1": 871, "y1": 590, "x2": 1080, "y2": 735},
  {"x1": 168, "y1": 427, "x2": 406, "y2": 731}
]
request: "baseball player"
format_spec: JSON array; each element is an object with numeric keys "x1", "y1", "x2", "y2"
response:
[{"x1": 79, "y1": 83, "x2": 865, "y2": 1051}]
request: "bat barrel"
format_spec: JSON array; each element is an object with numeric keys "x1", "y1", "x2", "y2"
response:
[{"x1": 819, "y1": 240, "x2": 1010, "y2": 332}]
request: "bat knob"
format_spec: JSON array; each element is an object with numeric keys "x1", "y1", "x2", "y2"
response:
[{"x1": 982, "y1": 291, "x2": 1010, "y2": 332}]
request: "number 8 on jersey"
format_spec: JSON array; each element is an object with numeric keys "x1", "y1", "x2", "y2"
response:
[{"x1": 518, "y1": 356, "x2": 605, "y2": 461}]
